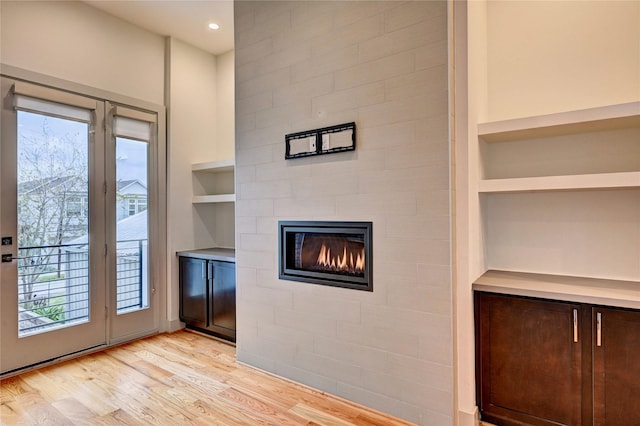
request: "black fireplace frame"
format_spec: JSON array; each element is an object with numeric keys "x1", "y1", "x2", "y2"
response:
[{"x1": 278, "y1": 221, "x2": 373, "y2": 291}]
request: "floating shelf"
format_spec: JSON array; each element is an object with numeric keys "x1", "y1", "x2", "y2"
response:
[
  {"x1": 479, "y1": 171, "x2": 640, "y2": 193},
  {"x1": 192, "y1": 159, "x2": 234, "y2": 173},
  {"x1": 478, "y1": 101, "x2": 640, "y2": 143},
  {"x1": 473, "y1": 269, "x2": 640, "y2": 310},
  {"x1": 192, "y1": 194, "x2": 235, "y2": 204}
]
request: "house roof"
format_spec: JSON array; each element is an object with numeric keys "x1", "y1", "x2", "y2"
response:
[
  {"x1": 67, "y1": 210, "x2": 148, "y2": 246},
  {"x1": 116, "y1": 179, "x2": 147, "y2": 192}
]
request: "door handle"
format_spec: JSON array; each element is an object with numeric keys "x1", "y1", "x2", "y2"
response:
[{"x1": 1, "y1": 254, "x2": 20, "y2": 263}]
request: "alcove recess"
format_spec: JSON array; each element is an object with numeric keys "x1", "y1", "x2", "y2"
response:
[
  {"x1": 191, "y1": 159, "x2": 235, "y2": 248},
  {"x1": 191, "y1": 159, "x2": 235, "y2": 204},
  {"x1": 474, "y1": 101, "x2": 640, "y2": 294}
]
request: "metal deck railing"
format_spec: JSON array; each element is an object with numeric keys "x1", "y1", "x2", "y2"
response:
[{"x1": 16, "y1": 239, "x2": 147, "y2": 335}]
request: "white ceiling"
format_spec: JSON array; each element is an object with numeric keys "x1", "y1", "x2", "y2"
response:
[{"x1": 84, "y1": 0, "x2": 234, "y2": 56}]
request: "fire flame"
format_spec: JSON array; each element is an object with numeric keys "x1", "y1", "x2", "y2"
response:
[{"x1": 316, "y1": 244, "x2": 365, "y2": 273}]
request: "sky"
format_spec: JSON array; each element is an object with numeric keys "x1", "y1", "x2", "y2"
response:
[{"x1": 18, "y1": 111, "x2": 148, "y2": 185}]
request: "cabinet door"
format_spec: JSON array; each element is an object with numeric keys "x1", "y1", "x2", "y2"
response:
[
  {"x1": 593, "y1": 307, "x2": 640, "y2": 426},
  {"x1": 178, "y1": 257, "x2": 208, "y2": 326},
  {"x1": 210, "y1": 261, "x2": 236, "y2": 333},
  {"x1": 476, "y1": 293, "x2": 583, "y2": 426}
]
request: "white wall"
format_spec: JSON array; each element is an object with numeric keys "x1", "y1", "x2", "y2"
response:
[
  {"x1": 234, "y1": 2, "x2": 451, "y2": 424},
  {"x1": 0, "y1": 0, "x2": 165, "y2": 105},
  {"x1": 212, "y1": 50, "x2": 236, "y2": 251},
  {"x1": 486, "y1": 0, "x2": 640, "y2": 121},
  {"x1": 216, "y1": 50, "x2": 236, "y2": 161}
]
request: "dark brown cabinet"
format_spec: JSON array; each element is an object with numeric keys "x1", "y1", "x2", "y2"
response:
[
  {"x1": 475, "y1": 292, "x2": 640, "y2": 426},
  {"x1": 592, "y1": 307, "x2": 640, "y2": 426},
  {"x1": 179, "y1": 256, "x2": 236, "y2": 342}
]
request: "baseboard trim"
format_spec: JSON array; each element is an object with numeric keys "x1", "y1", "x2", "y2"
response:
[
  {"x1": 458, "y1": 406, "x2": 479, "y2": 426},
  {"x1": 165, "y1": 319, "x2": 184, "y2": 333}
]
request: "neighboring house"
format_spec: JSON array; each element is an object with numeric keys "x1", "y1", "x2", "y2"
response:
[
  {"x1": 116, "y1": 179, "x2": 147, "y2": 220},
  {"x1": 18, "y1": 176, "x2": 89, "y2": 245},
  {"x1": 18, "y1": 177, "x2": 148, "y2": 245}
]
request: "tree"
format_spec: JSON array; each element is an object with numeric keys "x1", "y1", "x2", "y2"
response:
[{"x1": 17, "y1": 112, "x2": 89, "y2": 311}]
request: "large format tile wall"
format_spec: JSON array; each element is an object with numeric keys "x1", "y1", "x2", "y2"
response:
[{"x1": 234, "y1": 2, "x2": 451, "y2": 424}]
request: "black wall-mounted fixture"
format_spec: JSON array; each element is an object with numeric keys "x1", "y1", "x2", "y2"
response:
[{"x1": 285, "y1": 122, "x2": 356, "y2": 159}]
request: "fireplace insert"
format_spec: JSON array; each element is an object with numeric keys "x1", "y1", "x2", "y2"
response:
[{"x1": 278, "y1": 221, "x2": 372, "y2": 291}]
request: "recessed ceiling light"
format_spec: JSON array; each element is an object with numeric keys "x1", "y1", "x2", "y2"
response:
[{"x1": 208, "y1": 23, "x2": 220, "y2": 30}]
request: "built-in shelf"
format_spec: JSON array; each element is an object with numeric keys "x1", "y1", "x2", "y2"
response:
[
  {"x1": 478, "y1": 101, "x2": 640, "y2": 143},
  {"x1": 479, "y1": 171, "x2": 640, "y2": 193},
  {"x1": 192, "y1": 194, "x2": 235, "y2": 204},
  {"x1": 191, "y1": 159, "x2": 235, "y2": 205},
  {"x1": 192, "y1": 159, "x2": 234, "y2": 173},
  {"x1": 478, "y1": 102, "x2": 640, "y2": 191},
  {"x1": 473, "y1": 270, "x2": 640, "y2": 310},
  {"x1": 476, "y1": 102, "x2": 640, "y2": 287}
]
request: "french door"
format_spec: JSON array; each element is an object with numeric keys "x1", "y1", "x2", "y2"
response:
[{"x1": 0, "y1": 76, "x2": 162, "y2": 374}]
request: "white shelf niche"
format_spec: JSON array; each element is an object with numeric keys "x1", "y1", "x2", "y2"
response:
[
  {"x1": 476, "y1": 102, "x2": 640, "y2": 283},
  {"x1": 482, "y1": 189, "x2": 640, "y2": 281},
  {"x1": 478, "y1": 101, "x2": 640, "y2": 192},
  {"x1": 191, "y1": 159, "x2": 235, "y2": 204}
]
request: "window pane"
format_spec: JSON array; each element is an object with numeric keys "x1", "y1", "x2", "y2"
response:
[
  {"x1": 17, "y1": 111, "x2": 90, "y2": 336},
  {"x1": 115, "y1": 137, "x2": 149, "y2": 313}
]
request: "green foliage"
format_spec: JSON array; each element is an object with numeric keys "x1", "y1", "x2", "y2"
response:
[
  {"x1": 33, "y1": 296, "x2": 66, "y2": 322},
  {"x1": 36, "y1": 273, "x2": 65, "y2": 283}
]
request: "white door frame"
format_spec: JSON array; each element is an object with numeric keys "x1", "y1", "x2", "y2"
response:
[{"x1": 0, "y1": 66, "x2": 167, "y2": 375}]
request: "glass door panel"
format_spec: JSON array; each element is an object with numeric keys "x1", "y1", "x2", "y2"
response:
[
  {"x1": 17, "y1": 111, "x2": 91, "y2": 335},
  {"x1": 1, "y1": 77, "x2": 106, "y2": 374},
  {"x1": 108, "y1": 105, "x2": 158, "y2": 342},
  {"x1": 116, "y1": 137, "x2": 149, "y2": 314}
]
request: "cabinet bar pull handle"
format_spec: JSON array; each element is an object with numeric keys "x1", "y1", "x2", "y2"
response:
[
  {"x1": 596, "y1": 312, "x2": 602, "y2": 347},
  {"x1": 573, "y1": 309, "x2": 578, "y2": 343}
]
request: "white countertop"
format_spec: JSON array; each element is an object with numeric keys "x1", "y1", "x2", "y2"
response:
[
  {"x1": 176, "y1": 248, "x2": 235, "y2": 263},
  {"x1": 473, "y1": 270, "x2": 640, "y2": 310}
]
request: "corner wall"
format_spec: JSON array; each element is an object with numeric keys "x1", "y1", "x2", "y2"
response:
[
  {"x1": 234, "y1": 2, "x2": 452, "y2": 424},
  {"x1": 165, "y1": 40, "x2": 236, "y2": 325}
]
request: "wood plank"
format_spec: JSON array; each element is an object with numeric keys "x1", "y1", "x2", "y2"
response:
[
  {"x1": 50, "y1": 397, "x2": 95, "y2": 423},
  {"x1": 90, "y1": 408, "x2": 146, "y2": 426},
  {"x1": 0, "y1": 376, "x2": 32, "y2": 403},
  {"x1": 291, "y1": 403, "x2": 357, "y2": 426},
  {"x1": 0, "y1": 330, "x2": 414, "y2": 426}
]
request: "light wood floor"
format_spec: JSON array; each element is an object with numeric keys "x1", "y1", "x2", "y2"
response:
[{"x1": 1, "y1": 330, "x2": 415, "y2": 425}]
